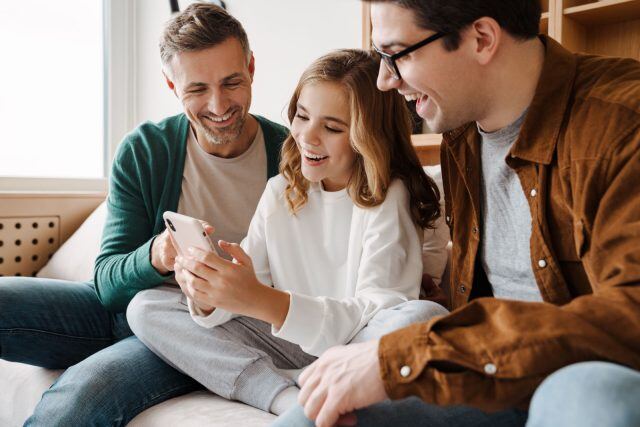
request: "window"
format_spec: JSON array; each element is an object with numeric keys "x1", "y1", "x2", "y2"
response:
[{"x1": 0, "y1": 1, "x2": 105, "y2": 179}]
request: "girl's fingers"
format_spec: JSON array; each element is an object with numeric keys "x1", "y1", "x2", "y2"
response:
[
  {"x1": 188, "y1": 246, "x2": 231, "y2": 270},
  {"x1": 219, "y1": 241, "x2": 252, "y2": 266}
]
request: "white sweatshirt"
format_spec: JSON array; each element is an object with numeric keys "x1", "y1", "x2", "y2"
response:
[{"x1": 189, "y1": 175, "x2": 424, "y2": 356}]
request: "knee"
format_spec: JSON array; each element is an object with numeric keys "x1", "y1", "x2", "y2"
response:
[
  {"x1": 527, "y1": 362, "x2": 640, "y2": 427},
  {"x1": 389, "y1": 299, "x2": 449, "y2": 327},
  {"x1": 126, "y1": 289, "x2": 162, "y2": 339},
  {"x1": 28, "y1": 357, "x2": 127, "y2": 425}
]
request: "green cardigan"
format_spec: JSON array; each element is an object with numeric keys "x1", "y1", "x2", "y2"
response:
[{"x1": 94, "y1": 113, "x2": 288, "y2": 312}]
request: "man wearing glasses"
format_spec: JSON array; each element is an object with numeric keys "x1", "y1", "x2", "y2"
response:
[{"x1": 274, "y1": 1, "x2": 640, "y2": 426}]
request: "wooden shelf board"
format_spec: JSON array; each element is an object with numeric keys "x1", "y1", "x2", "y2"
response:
[
  {"x1": 411, "y1": 133, "x2": 442, "y2": 147},
  {"x1": 541, "y1": 0, "x2": 550, "y2": 14},
  {"x1": 411, "y1": 134, "x2": 442, "y2": 166},
  {"x1": 541, "y1": 12, "x2": 550, "y2": 34},
  {"x1": 564, "y1": 0, "x2": 640, "y2": 26}
]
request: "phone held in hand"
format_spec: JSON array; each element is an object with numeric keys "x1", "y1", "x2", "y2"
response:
[{"x1": 162, "y1": 211, "x2": 218, "y2": 256}]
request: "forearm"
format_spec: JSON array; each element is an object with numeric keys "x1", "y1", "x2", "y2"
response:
[
  {"x1": 378, "y1": 286, "x2": 640, "y2": 411},
  {"x1": 250, "y1": 286, "x2": 290, "y2": 329},
  {"x1": 94, "y1": 237, "x2": 167, "y2": 312}
]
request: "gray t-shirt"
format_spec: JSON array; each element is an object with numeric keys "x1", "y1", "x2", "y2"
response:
[
  {"x1": 178, "y1": 125, "x2": 267, "y2": 254},
  {"x1": 478, "y1": 110, "x2": 542, "y2": 302},
  {"x1": 165, "y1": 124, "x2": 267, "y2": 286}
]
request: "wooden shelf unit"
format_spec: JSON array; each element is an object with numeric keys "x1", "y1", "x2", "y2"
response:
[{"x1": 557, "y1": 0, "x2": 640, "y2": 58}]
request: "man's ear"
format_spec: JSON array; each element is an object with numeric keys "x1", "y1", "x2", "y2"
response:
[
  {"x1": 162, "y1": 69, "x2": 177, "y2": 96},
  {"x1": 468, "y1": 17, "x2": 501, "y2": 66},
  {"x1": 247, "y1": 52, "x2": 255, "y2": 82}
]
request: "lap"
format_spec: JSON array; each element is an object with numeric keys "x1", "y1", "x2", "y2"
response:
[
  {"x1": 0, "y1": 277, "x2": 129, "y2": 368},
  {"x1": 128, "y1": 285, "x2": 316, "y2": 370},
  {"x1": 272, "y1": 398, "x2": 526, "y2": 427},
  {"x1": 27, "y1": 335, "x2": 201, "y2": 426},
  {"x1": 527, "y1": 361, "x2": 640, "y2": 427}
]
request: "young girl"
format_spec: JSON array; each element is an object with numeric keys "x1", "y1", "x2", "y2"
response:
[{"x1": 128, "y1": 49, "x2": 448, "y2": 414}]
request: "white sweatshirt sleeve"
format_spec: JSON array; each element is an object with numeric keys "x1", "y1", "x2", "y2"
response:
[
  {"x1": 188, "y1": 179, "x2": 276, "y2": 329},
  {"x1": 272, "y1": 180, "x2": 424, "y2": 356}
]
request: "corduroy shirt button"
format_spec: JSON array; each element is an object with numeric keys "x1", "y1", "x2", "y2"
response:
[
  {"x1": 530, "y1": 188, "x2": 538, "y2": 197},
  {"x1": 538, "y1": 259, "x2": 547, "y2": 268},
  {"x1": 484, "y1": 363, "x2": 497, "y2": 375},
  {"x1": 400, "y1": 365, "x2": 412, "y2": 378},
  {"x1": 459, "y1": 284, "x2": 467, "y2": 294}
]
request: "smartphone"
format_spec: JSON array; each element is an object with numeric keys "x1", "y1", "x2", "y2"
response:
[{"x1": 162, "y1": 211, "x2": 218, "y2": 256}]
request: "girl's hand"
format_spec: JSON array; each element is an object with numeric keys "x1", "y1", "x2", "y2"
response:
[
  {"x1": 175, "y1": 241, "x2": 290, "y2": 326},
  {"x1": 174, "y1": 261, "x2": 215, "y2": 313},
  {"x1": 172, "y1": 223, "x2": 216, "y2": 313}
]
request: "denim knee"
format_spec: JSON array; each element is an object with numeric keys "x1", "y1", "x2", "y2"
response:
[
  {"x1": 27, "y1": 354, "x2": 129, "y2": 426},
  {"x1": 527, "y1": 361, "x2": 640, "y2": 427}
]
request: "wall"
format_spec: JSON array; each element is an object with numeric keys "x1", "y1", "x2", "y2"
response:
[{"x1": 133, "y1": 0, "x2": 363, "y2": 127}]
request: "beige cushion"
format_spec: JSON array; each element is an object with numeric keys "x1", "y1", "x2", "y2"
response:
[
  {"x1": 37, "y1": 201, "x2": 106, "y2": 282},
  {"x1": 0, "y1": 359, "x2": 275, "y2": 426}
]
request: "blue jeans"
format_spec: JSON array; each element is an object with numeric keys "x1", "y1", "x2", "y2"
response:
[
  {"x1": 273, "y1": 398, "x2": 527, "y2": 427},
  {"x1": 273, "y1": 361, "x2": 640, "y2": 427},
  {"x1": 0, "y1": 277, "x2": 201, "y2": 426}
]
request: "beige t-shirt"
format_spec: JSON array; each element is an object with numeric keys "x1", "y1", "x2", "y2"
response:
[{"x1": 177, "y1": 125, "x2": 267, "y2": 259}]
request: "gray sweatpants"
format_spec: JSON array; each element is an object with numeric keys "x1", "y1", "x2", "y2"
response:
[{"x1": 126, "y1": 285, "x2": 448, "y2": 412}]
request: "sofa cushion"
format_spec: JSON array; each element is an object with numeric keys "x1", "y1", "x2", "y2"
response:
[
  {"x1": 36, "y1": 201, "x2": 106, "y2": 282},
  {"x1": 0, "y1": 359, "x2": 275, "y2": 426}
]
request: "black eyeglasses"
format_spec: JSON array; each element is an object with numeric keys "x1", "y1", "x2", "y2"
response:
[{"x1": 372, "y1": 32, "x2": 447, "y2": 80}]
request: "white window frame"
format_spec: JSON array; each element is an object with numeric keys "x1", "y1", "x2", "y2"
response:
[{"x1": 0, "y1": 0, "x2": 136, "y2": 193}]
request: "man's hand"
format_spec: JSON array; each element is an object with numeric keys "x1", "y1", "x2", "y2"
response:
[
  {"x1": 298, "y1": 340, "x2": 388, "y2": 427},
  {"x1": 150, "y1": 229, "x2": 178, "y2": 275}
]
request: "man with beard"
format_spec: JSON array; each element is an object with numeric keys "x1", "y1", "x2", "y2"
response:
[{"x1": 0, "y1": 4, "x2": 287, "y2": 425}]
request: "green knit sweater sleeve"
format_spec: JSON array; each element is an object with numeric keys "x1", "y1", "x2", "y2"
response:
[{"x1": 93, "y1": 132, "x2": 170, "y2": 312}]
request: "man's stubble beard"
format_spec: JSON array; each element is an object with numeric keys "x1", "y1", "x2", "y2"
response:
[{"x1": 199, "y1": 111, "x2": 247, "y2": 146}]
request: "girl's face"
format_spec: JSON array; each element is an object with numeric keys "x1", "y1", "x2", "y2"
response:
[{"x1": 291, "y1": 81, "x2": 356, "y2": 192}]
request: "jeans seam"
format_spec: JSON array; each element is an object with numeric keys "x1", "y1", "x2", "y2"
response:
[{"x1": 0, "y1": 328, "x2": 113, "y2": 342}]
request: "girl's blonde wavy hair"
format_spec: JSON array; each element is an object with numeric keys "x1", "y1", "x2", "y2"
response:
[{"x1": 280, "y1": 49, "x2": 440, "y2": 229}]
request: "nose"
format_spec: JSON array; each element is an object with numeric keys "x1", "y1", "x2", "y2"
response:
[
  {"x1": 376, "y1": 61, "x2": 401, "y2": 92},
  {"x1": 296, "y1": 123, "x2": 322, "y2": 147},
  {"x1": 206, "y1": 89, "x2": 231, "y2": 116}
]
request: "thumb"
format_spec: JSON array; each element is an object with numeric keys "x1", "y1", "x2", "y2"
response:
[
  {"x1": 219, "y1": 240, "x2": 251, "y2": 266},
  {"x1": 201, "y1": 222, "x2": 215, "y2": 236}
]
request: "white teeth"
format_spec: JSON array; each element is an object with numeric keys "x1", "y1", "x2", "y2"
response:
[
  {"x1": 302, "y1": 149, "x2": 328, "y2": 160},
  {"x1": 209, "y1": 111, "x2": 233, "y2": 122},
  {"x1": 403, "y1": 93, "x2": 422, "y2": 102}
]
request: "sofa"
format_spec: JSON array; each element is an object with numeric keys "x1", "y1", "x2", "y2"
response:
[{"x1": 0, "y1": 166, "x2": 449, "y2": 426}]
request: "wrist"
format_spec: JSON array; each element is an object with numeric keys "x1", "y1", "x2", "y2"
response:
[
  {"x1": 150, "y1": 235, "x2": 169, "y2": 275},
  {"x1": 254, "y1": 286, "x2": 290, "y2": 329}
]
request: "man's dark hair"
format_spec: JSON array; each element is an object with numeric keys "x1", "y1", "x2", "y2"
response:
[{"x1": 367, "y1": 0, "x2": 541, "y2": 50}]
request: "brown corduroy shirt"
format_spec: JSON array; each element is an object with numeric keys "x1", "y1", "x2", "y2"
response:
[{"x1": 378, "y1": 36, "x2": 640, "y2": 411}]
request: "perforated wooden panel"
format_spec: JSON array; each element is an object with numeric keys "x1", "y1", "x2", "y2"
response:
[{"x1": 0, "y1": 217, "x2": 60, "y2": 278}]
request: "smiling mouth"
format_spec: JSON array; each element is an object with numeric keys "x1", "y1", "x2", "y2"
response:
[
  {"x1": 203, "y1": 110, "x2": 236, "y2": 126},
  {"x1": 301, "y1": 148, "x2": 329, "y2": 163}
]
